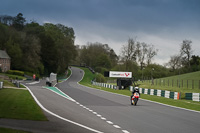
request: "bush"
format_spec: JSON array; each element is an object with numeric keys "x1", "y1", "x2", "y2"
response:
[
  {"x1": 95, "y1": 73, "x2": 106, "y2": 83},
  {"x1": 8, "y1": 75, "x2": 24, "y2": 80},
  {"x1": 6, "y1": 70, "x2": 24, "y2": 76},
  {"x1": 95, "y1": 67, "x2": 108, "y2": 75}
]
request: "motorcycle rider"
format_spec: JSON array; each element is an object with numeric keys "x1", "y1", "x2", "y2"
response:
[{"x1": 130, "y1": 87, "x2": 140, "y2": 101}]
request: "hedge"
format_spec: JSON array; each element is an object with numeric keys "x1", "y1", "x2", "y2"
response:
[{"x1": 6, "y1": 70, "x2": 24, "y2": 76}]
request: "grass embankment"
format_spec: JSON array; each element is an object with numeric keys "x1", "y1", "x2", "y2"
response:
[
  {"x1": 0, "y1": 127, "x2": 31, "y2": 133},
  {"x1": 137, "y1": 71, "x2": 200, "y2": 93},
  {"x1": 78, "y1": 67, "x2": 200, "y2": 111},
  {"x1": 0, "y1": 88, "x2": 47, "y2": 121},
  {"x1": 0, "y1": 73, "x2": 26, "y2": 80}
]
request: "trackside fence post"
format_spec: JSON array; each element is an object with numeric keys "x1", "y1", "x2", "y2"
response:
[{"x1": 199, "y1": 80, "x2": 200, "y2": 89}]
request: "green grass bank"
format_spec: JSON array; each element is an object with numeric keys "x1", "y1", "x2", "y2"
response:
[
  {"x1": 0, "y1": 88, "x2": 47, "y2": 121},
  {"x1": 137, "y1": 71, "x2": 200, "y2": 93},
  {"x1": 0, "y1": 127, "x2": 31, "y2": 133}
]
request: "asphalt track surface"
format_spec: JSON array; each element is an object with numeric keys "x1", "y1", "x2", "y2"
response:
[{"x1": 1, "y1": 67, "x2": 200, "y2": 133}]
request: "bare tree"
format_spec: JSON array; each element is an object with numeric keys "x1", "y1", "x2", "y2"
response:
[
  {"x1": 121, "y1": 38, "x2": 137, "y2": 62},
  {"x1": 136, "y1": 42, "x2": 148, "y2": 70},
  {"x1": 0, "y1": 15, "x2": 14, "y2": 25},
  {"x1": 146, "y1": 44, "x2": 158, "y2": 65},
  {"x1": 120, "y1": 38, "x2": 137, "y2": 70},
  {"x1": 166, "y1": 54, "x2": 182, "y2": 71},
  {"x1": 180, "y1": 39, "x2": 193, "y2": 68}
]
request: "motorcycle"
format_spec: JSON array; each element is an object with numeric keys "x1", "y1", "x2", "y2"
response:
[{"x1": 131, "y1": 92, "x2": 140, "y2": 106}]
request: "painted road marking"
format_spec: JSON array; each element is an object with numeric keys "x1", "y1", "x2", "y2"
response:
[
  {"x1": 26, "y1": 81, "x2": 40, "y2": 85},
  {"x1": 101, "y1": 117, "x2": 106, "y2": 120},
  {"x1": 79, "y1": 80, "x2": 200, "y2": 114},
  {"x1": 67, "y1": 68, "x2": 132, "y2": 133},
  {"x1": 49, "y1": 68, "x2": 130, "y2": 133},
  {"x1": 43, "y1": 86, "x2": 75, "y2": 102},
  {"x1": 23, "y1": 84, "x2": 103, "y2": 133},
  {"x1": 106, "y1": 121, "x2": 113, "y2": 124},
  {"x1": 97, "y1": 114, "x2": 102, "y2": 117},
  {"x1": 113, "y1": 125, "x2": 121, "y2": 129},
  {"x1": 122, "y1": 130, "x2": 130, "y2": 133},
  {"x1": 93, "y1": 112, "x2": 97, "y2": 114}
]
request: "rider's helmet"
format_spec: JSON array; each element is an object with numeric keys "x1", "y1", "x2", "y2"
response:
[{"x1": 135, "y1": 87, "x2": 139, "y2": 92}]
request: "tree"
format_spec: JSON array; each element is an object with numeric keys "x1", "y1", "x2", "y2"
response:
[
  {"x1": 136, "y1": 42, "x2": 148, "y2": 70},
  {"x1": 43, "y1": 23, "x2": 77, "y2": 74},
  {"x1": 0, "y1": 15, "x2": 14, "y2": 25},
  {"x1": 0, "y1": 23, "x2": 9, "y2": 49},
  {"x1": 166, "y1": 54, "x2": 182, "y2": 71},
  {"x1": 180, "y1": 39, "x2": 193, "y2": 69},
  {"x1": 40, "y1": 34, "x2": 58, "y2": 74},
  {"x1": 120, "y1": 38, "x2": 137, "y2": 71},
  {"x1": 120, "y1": 38, "x2": 158, "y2": 70},
  {"x1": 121, "y1": 38, "x2": 137, "y2": 62},
  {"x1": 5, "y1": 37, "x2": 23, "y2": 70},
  {"x1": 190, "y1": 55, "x2": 200, "y2": 71},
  {"x1": 21, "y1": 34, "x2": 43, "y2": 74},
  {"x1": 143, "y1": 64, "x2": 169, "y2": 79},
  {"x1": 109, "y1": 49, "x2": 118, "y2": 67},
  {"x1": 13, "y1": 13, "x2": 26, "y2": 30},
  {"x1": 0, "y1": 13, "x2": 78, "y2": 75},
  {"x1": 146, "y1": 44, "x2": 158, "y2": 65},
  {"x1": 79, "y1": 42, "x2": 116, "y2": 69},
  {"x1": 95, "y1": 53, "x2": 111, "y2": 69}
]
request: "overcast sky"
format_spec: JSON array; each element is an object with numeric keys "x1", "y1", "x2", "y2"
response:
[{"x1": 1, "y1": 0, "x2": 200, "y2": 65}]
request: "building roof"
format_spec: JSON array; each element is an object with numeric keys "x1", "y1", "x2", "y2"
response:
[{"x1": 0, "y1": 50, "x2": 10, "y2": 59}]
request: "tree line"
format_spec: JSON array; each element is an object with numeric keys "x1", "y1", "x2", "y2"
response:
[
  {"x1": 73, "y1": 38, "x2": 200, "y2": 81},
  {"x1": 1, "y1": 13, "x2": 199, "y2": 79},
  {"x1": 0, "y1": 13, "x2": 77, "y2": 75}
]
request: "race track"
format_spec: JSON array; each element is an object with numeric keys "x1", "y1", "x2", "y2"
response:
[
  {"x1": 55, "y1": 67, "x2": 200, "y2": 133},
  {"x1": 2, "y1": 67, "x2": 199, "y2": 133}
]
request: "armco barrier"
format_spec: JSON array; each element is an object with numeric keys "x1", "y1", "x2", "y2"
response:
[
  {"x1": 185, "y1": 93, "x2": 200, "y2": 102},
  {"x1": 130, "y1": 86, "x2": 180, "y2": 100}
]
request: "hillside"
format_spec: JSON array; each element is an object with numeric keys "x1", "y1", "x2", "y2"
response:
[{"x1": 138, "y1": 71, "x2": 200, "y2": 93}]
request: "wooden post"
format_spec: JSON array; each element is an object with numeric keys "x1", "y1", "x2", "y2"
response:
[
  {"x1": 168, "y1": 79, "x2": 169, "y2": 86},
  {"x1": 199, "y1": 80, "x2": 200, "y2": 89},
  {"x1": 192, "y1": 80, "x2": 194, "y2": 89},
  {"x1": 182, "y1": 80, "x2": 183, "y2": 88}
]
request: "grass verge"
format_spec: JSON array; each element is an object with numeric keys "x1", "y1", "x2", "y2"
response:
[
  {"x1": 78, "y1": 67, "x2": 200, "y2": 112},
  {"x1": 137, "y1": 81, "x2": 200, "y2": 93},
  {"x1": 0, "y1": 88, "x2": 47, "y2": 121},
  {"x1": 137, "y1": 71, "x2": 200, "y2": 93},
  {"x1": 0, "y1": 127, "x2": 31, "y2": 133}
]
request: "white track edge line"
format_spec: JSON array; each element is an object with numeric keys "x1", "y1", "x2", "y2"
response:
[{"x1": 22, "y1": 84, "x2": 104, "y2": 133}]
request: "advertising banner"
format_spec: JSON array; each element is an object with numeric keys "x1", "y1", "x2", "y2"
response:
[{"x1": 109, "y1": 71, "x2": 132, "y2": 78}]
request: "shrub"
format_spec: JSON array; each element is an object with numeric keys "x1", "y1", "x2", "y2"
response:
[
  {"x1": 95, "y1": 67, "x2": 108, "y2": 75},
  {"x1": 6, "y1": 70, "x2": 24, "y2": 76},
  {"x1": 95, "y1": 73, "x2": 106, "y2": 83},
  {"x1": 8, "y1": 75, "x2": 23, "y2": 80}
]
